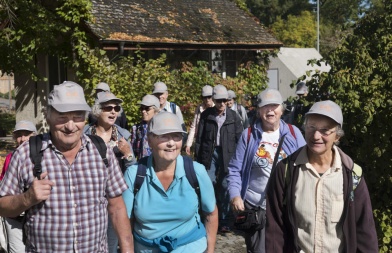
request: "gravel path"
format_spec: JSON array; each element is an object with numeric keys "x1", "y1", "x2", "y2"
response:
[{"x1": 215, "y1": 230, "x2": 247, "y2": 253}]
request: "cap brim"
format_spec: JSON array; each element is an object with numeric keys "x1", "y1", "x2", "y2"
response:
[
  {"x1": 100, "y1": 98, "x2": 123, "y2": 104},
  {"x1": 52, "y1": 104, "x2": 91, "y2": 112},
  {"x1": 152, "y1": 129, "x2": 187, "y2": 135},
  {"x1": 152, "y1": 90, "x2": 167, "y2": 94},
  {"x1": 258, "y1": 101, "x2": 281, "y2": 107},
  {"x1": 13, "y1": 128, "x2": 35, "y2": 133}
]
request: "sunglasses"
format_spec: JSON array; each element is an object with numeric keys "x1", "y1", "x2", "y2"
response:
[
  {"x1": 102, "y1": 105, "x2": 121, "y2": 112},
  {"x1": 140, "y1": 106, "x2": 153, "y2": 112},
  {"x1": 215, "y1": 99, "x2": 227, "y2": 103}
]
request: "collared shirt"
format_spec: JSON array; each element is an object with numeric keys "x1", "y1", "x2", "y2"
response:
[
  {"x1": 214, "y1": 108, "x2": 226, "y2": 146},
  {"x1": 0, "y1": 133, "x2": 127, "y2": 253},
  {"x1": 294, "y1": 146, "x2": 344, "y2": 253},
  {"x1": 162, "y1": 101, "x2": 185, "y2": 124},
  {"x1": 122, "y1": 155, "x2": 216, "y2": 252}
]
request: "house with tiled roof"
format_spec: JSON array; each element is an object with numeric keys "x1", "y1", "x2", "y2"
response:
[
  {"x1": 86, "y1": 0, "x2": 282, "y2": 77},
  {"x1": 15, "y1": 0, "x2": 282, "y2": 128}
]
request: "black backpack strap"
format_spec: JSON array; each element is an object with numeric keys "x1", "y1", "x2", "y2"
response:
[
  {"x1": 170, "y1": 102, "x2": 177, "y2": 114},
  {"x1": 29, "y1": 134, "x2": 44, "y2": 179},
  {"x1": 183, "y1": 156, "x2": 202, "y2": 214},
  {"x1": 134, "y1": 156, "x2": 148, "y2": 195},
  {"x1": 87, "y1": 134, "x2": 108, "y2": 167}
]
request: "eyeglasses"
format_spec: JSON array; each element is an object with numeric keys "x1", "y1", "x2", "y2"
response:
[
  {"x1": 305, "y1": 125, "x2": 336, "y2": 136},
  {"x1": 102, "y1": 105, "x2": 121, "y2": 112},
  {"x1": 215, "y1": 99, "x2": 227, "y2": 104},
  {"x1": 140, "y1": 106, "x2": 153, "y2": 112},
  {"x1": 155, "y1": 133, "x2": 183, "y2": 142}
]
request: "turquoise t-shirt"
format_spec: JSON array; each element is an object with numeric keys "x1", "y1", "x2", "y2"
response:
[{"x1": 123, "y1": 155, "x2": 216, "y2": 253}]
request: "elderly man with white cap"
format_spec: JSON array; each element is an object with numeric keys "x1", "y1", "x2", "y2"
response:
[
  {"x1": 152, "y1": 82, "x2": 188, "y2": 143},
  {"x1": 227, "y1": 90, "x2": 249, "y2": 129},
  {"x1": 0, "y1": 81, "x2": 133, "y2": 252},
  {"x1": 195, "y1": 84, "x2": 243, "y2": 233},
  {"x1": 185, "y1": 85, "x2": 215, "y2": 156},
  {"x1": 266, "y1": 100, "x2": 378, "y2": 253}
]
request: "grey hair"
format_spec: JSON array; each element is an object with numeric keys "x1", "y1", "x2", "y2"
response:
[
  {"x1": 91, "y1": 101, "x2": 121, "y2": 117},
  {"x1": 303, "y1": 117, "x2": 345, "y2": 145}
]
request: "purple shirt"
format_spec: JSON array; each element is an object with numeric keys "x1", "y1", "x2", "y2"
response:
[{"x1": 0, "y1": 133, "x2": 127, "y2": 253}]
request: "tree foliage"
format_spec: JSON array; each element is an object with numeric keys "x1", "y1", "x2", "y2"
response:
[
  {"x1": 271, "y1": 11, "x2": 317, "y2": 48},
  {"x1": 0, "y1": 1, "x2": 272, "y2": 129},
  {"x1": 78, "y1": 49, "x2": 271, "y2": 127},
  {"x1": 305, "y1": 1, "x2": 392, "y2": 250},
  {"x1": 245, "y1": 0, "x2": 312, "y2": 27},
  {"x1": 0, "y1": 0, "x2": 93, "y2": 78}
]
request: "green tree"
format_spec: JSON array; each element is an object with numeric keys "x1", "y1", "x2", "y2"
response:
[
  {"x1": 245, "y1": 0, "x2": 312, "y2": 27},
  {"x1": 0, "y1": 0, "x2": 93, "y2": 78},
  {"x1": 306, "y1": 0, "x2": 392, "y2": 250},
  {"x1": 271, "y1": 11, "x2": 317, "y2": 48}
]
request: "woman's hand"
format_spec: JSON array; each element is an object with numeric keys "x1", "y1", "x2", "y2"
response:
[
  {"x1": 230, "y1": 196, "x2": 245, "y2": 213},
  {"x1": 118, "y1": 137, "x2": 132, "y2": 157}
]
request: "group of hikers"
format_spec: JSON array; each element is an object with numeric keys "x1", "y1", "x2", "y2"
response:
[{"x1": 0, "y1": 80, "x2": 378, "y2": 253}]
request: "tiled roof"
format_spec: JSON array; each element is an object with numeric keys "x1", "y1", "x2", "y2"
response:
[{"x1": 87, "y1": 0, "x2": 282, "y2": 49}]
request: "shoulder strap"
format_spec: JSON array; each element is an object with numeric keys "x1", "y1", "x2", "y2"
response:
[
  {"x1": 352, "y1": 163, "x2": 362, "y2": 191},
  {"x1": 183, "y1": 156, "x2": 199, "y2": 194},
  {"x1": 237, "y1": 104, "x2": 242, "y2": 117},
  {"x1": 247, "y1": 127, "x2": 252, "y2": 143},
  {"x1": 288, "y1": 124, "x2": 296, "y2": 139},
  {"x1": 170, "y1": 102, "x2": 177, "y2": 114},
  {"x1": 87, "y1": 134, "x2": 108, "y2": 167},
  {"x1": 183, "y1": 156, "x2": 202, "y2": 215},
  {"x1": 282, "y1": 154, "x2": 296, "y2": 206},
  {"x1": 134, "y1": 156, "x2": 149, "y2": 195},
  {"x1": 29, "y1": 134, "x2": 44, "y2": 179}
]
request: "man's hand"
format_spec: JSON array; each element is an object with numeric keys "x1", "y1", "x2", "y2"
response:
[
  {"x1": 185, "y1": 146, "x2": 191, "y2": 156},
  {"x1": 230, "y1": 196, "x2": 245, "y2": 213},
  {"x1": 26, "y1": 172, "x2": 55, "y2": 205}
]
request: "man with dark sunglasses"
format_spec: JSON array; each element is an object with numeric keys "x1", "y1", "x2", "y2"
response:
[
  {"x1": 195, "y1": 84, "x2": 243, "y2": 233},
  {"x1": 185, "y1": 85, "x2": 215, "y2": 156}
]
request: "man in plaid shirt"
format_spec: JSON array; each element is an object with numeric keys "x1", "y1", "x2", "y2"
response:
[{"x1": 0, "y1": 81, "x2": 133, "y2": 252}]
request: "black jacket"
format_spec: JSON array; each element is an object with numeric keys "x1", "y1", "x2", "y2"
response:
[{"x1": 195, "y1": 107, "x2": 243, "y2": 173}]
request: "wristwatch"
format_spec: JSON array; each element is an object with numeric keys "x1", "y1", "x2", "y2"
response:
[{"x1": 124, "y1": 153, "x2": 134, "y2": 161}]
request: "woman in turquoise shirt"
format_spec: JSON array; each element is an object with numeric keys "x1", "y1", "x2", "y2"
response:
[{"x1": 123, "y1": 112, "x2": 218, "y2": 253}]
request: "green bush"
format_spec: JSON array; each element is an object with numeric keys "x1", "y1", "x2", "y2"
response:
[
  {"x1": 0, "y1": 112, "x2": 15, "y2": 136},
  {"x1": 307, "y1": 1, "x2": 392, "y2": 251},
  {"x1": 77, "y1": 50, "x2": 272, "y2": 128}
]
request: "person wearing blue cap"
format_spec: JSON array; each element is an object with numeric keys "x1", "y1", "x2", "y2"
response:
[{"x1": 266, "y1": 100, "x2": 378, "y2": 253}]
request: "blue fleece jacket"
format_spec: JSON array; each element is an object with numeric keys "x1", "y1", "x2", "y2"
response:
[{"x1": 227, "y1": 119, "x2": 306, "y2": 200}]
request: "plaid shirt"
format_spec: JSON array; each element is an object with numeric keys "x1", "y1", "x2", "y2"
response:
[{"x1": 0, "y1": 133, "x2": 128, "y2": 253}]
